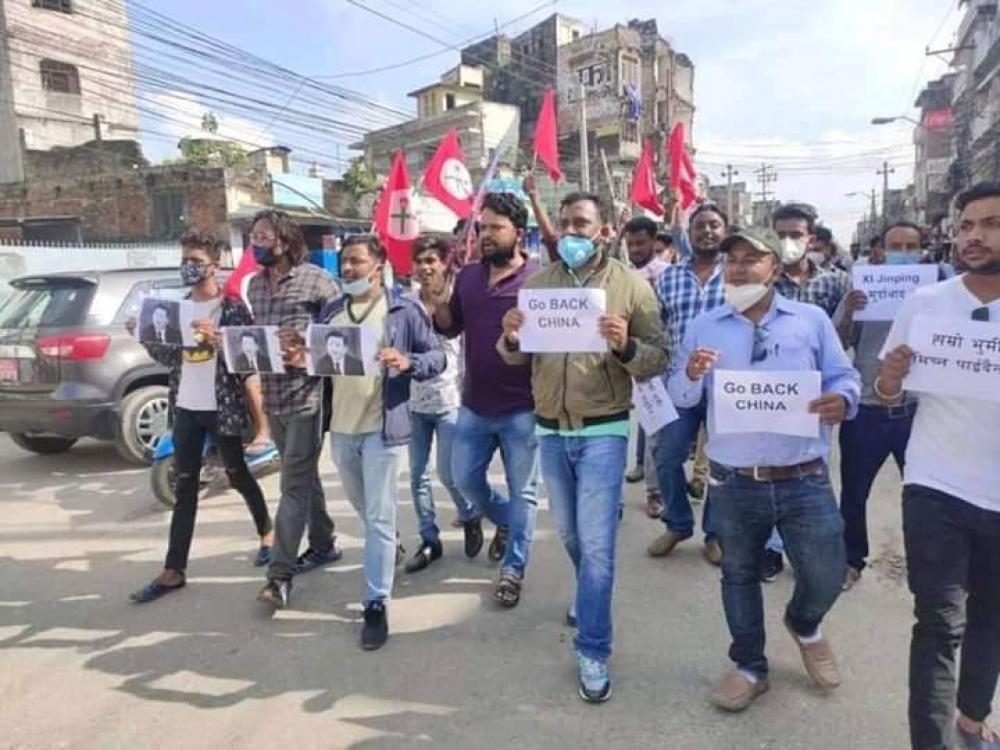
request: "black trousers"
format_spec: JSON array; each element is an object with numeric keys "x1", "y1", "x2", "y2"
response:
[
  {"x1": 165, "y1": 408, "x2": 272, "y2": 572},
  {"x1": 903, "y1": 484, "x2": 1000, "y2": 750}
]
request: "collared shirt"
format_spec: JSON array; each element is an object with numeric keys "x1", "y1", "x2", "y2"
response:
[
  {"x1": 654, "y1": 255, "x2": 726, "y2": 366},
  {"x1": 435, "y1": 258, "x2": 538, "y2": 417},
  {"x1": 667, "y1": 292, "x2": 860, "y2": 468},
  {"x1": 246, "y1": 263, "x2": 339, "y2": 415},
  {"x1": 773, "y1": 260, "x2": 850, "y2": 318}
]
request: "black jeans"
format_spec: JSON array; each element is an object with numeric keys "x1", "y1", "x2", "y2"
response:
[
  {"x1": 904, "y1": 484, "x2": 1000, "y2": 750},
  {"x1": 165, "y1": 408, "x2": 272, "y2": 572}
]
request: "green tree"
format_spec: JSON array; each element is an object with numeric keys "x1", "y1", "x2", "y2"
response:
[
  {"x1": 175, "y1": 136, "x2": 248, "y2": 168},
  {"x1": 342, "y1": 157, "x2": 380, "y2": 199}
]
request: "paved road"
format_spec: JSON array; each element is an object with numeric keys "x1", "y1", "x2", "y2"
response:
[{"x1": 0, "y1": 432, "x2": 924, "y2": 749}]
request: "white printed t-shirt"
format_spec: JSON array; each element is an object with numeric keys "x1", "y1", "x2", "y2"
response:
[
  {"x1": 880, "y1": 275, "x2": 1000, "y2": 512},
  {"x1": 176, "y1": 298, "x2": 222, "y2": 412}
]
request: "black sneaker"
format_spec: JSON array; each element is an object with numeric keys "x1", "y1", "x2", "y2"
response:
[
  {"x1": 295, "y1": 543, "x2": 343, "y2": 574},
  {"x1": 463, "y1": 518, "x2": 484, "y2": 558},
  {"x1": 256, "y1": 578, "x2": 291, "y2": 609},
  {"x1": 488, "y1": 525, "x2": 509, "y2": 563},
  {"x1": 762, "y1": 550, "x2": 784, "y2": 583},
  {"x1": 405, "y1": 540, "x2": 443, "y2": 574},
  {"x1": 361, "y1": 601, "x2": 388, "y2": 651}
]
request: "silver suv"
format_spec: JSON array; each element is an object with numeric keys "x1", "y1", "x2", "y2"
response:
[{"x1": 0, "y1": 268, "x2": 198, "y2": 464}]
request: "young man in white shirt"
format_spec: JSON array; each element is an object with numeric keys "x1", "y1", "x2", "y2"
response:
[{"x1": 878, "y1": 182, "x2": 1000, "y2": 750}]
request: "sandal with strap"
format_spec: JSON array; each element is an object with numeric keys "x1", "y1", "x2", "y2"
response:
[{"x1": 493, "y1": 571, "x2": 523, "y2": 608}]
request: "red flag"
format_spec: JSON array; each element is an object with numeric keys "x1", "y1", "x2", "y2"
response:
[
  {"x1": 373, "y1": 150, "x2": 419, "y2": 276},
  {"x1": 668, "y1": 123, "x2": 697, "y2": 209},
  {"x1": 629, "y1": 139, "x2": 664, "y2": 216},
  {"x1": 421, "y1": 130, "x2": 474, "y2": 219},
  {"x1": 224, "y1": 247, "x2": 260, "y2": 304},
  {"x1": 533, "y1": 87, "x2": 563, "y2": 182}
]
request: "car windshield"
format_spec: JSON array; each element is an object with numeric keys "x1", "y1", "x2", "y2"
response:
[{"x1": 0, "y1": 282, "x2": 95, "y2": 329}]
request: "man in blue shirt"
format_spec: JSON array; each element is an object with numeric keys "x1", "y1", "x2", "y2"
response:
[{"x1": 668, "y1": 226, "x2": 860, "y2": 712}]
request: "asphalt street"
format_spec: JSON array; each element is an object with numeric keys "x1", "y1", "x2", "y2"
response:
[{"x1": 0, "y1": 430, "x2": 935, "y2": 749}]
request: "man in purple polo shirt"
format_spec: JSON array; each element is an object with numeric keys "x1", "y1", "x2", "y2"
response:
[{"x1": 429, "y1": 192, "x2": 540, "y2": 608}]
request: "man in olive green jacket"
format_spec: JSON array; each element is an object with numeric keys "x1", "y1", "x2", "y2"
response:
[{"x1": 498, "y1": 192, "x2": 667, "y2": 704}]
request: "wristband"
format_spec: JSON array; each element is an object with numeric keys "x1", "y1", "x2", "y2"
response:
[{"x1": 873, "y1": 376, "x2": 903, "y2": 403}]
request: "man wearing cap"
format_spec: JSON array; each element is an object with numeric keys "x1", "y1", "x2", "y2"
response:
[{"x1": 667, "y1": 226, "x2": 860, "y2": 712}]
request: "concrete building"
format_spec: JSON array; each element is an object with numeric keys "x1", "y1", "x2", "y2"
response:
[
  {"x1": 708, "y1": 180, "x2": 752, "y2": 226},
  {"x1": 913, "y1": 74, "x2": 957, "y2": 225},
  {"x1": 0, "y1": 0, "x2": 140, "y2": 183},
  {"x1": 970, "y1": 4, "x2": 1000, "y2": 183}
]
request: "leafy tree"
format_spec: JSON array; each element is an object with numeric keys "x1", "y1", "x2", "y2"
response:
[
  {"x1": 174, "y1": 136, "x2": 248, "y2": 168},
  {"x1": 342, "y1": 157, "x2": 380, "y2": 199}
]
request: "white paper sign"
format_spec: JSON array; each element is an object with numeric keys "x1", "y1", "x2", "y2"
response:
[
  {"x1": 852, "y1": 265, "x2": 937, "y2": 321},
  {"x1": 633, "y1": 377, "x2": 679, "y2": 434},
  {"x1": 221, "y1": 326, "x2": 286, "y2": 374},
  {"x1": 713, "y1": 369, "x2": 822, "y2": 437},
  {"x1": 305, "y1": 323, "x2": 378, "y2": 377},
  {"x1": 904, "y1": 314, "x2": 1000, "y2": 402},
  {"x1": 136, "y1": 298, "x2": 196, "y2": 347},
  {"x1": 517, "y1": 288, "x2": 607, "y2": 353}
]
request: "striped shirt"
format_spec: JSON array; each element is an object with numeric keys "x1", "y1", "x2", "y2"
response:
[
  {"x1": 773, "y1": 261, "x2": 850, "y2": 319},
  {"x1": 654, "y1": 256, "x2": 726, "y2": 365}
]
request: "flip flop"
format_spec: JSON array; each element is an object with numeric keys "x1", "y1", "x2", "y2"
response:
[{"x1": 130, "y1": 579, "x2": 185, "y2": 604}]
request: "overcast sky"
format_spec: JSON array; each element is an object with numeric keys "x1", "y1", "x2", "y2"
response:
[{"x1": 142, "y1": 0, "x2": 963, "y2": 242}]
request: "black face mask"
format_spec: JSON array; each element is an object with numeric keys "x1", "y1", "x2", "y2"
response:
[
  {"x1": 252, "y1": 244, "x2": 280, "y2": 267},
  {"x1": 483, "y1": 244, "x2": 516, "y2": 267}
]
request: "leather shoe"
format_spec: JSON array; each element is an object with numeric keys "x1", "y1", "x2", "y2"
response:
[
  {"x1": 647, "y1": 530, "x2": 691, "y2": 557},
  {"x1": 463, "y1": 518, "x2": 484, "y2": 558},
  {"x1": 703, "y1": 540, "x2": 723, "y2": 566},
  {"x1": 710, "y1": 670, "x2": 769, "y2": 712},
  {"x1": 405, "y1": 540, "x2": 443, "y2": 573},
  {"x1": 786, "y1": 621, "x2": 841, "y2": 689},
  {"x1": 488, "y1": 525, "x2": 508, "y2": 563}
]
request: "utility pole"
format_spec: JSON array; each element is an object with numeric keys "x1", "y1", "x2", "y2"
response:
[
  {"x1": 877, "y1": 160, "x2": 895, "y2": 225},
  {"x1": 754, "y1": 163, "x2": 777, "y2": 224},
  {"x1": 579, "y1": 82, "x2": 590, "y2": 192},
  {"x1": 721, "y1": 164, "x2": 739, "y2": 222}
]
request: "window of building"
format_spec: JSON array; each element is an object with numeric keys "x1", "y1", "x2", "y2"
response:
[
  {"x1": 39, "y1": 59, "x2": 80, "y2": 94},
  {"x1": 445, "y1": 93, "x2": 456, "y2": 110},
  {"x1": 152, "y1": 190, "x2": 188, "y2": 239},
  {"x1": 620, "y1": 56, "x2": 640, "y2": 94},
  {"x1": 572, "y1": 30, "x2": 581, "y2": 41},
  {"x1": 32, "y1": 0, "x2": 72, "y2": 12}
]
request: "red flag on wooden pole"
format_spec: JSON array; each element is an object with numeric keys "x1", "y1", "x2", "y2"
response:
[
  {"x1": 373, "y1": 151, "x2": 419, "y2": 276},
  {"x1": 421, "y1": 129, "x2": 474, "y2": 219},
  {"x1": 629, "y1": 139, "x2": 664, "y2": 216},
  {"x1": 668, "y1": 123, "x2": 698, "y2": 209},
  {"x1": 532, "y1": 87, "x2": 563, "y2": 183}
]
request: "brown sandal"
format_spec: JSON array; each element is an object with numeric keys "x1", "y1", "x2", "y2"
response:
[{"x1": 493, "y1": 571, "x2": 523, "y2": 608}]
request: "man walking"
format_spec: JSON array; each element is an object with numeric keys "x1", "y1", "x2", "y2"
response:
[
  {"x1": 315, "y1": 235, "x2": 444, "y2": 649},
  {"x1": 878, "y1": 182, "x2": 1000, "y2": 750},
  {"x1": 650, "y1": 203, "x2": 729, "y2": 564},
  {"x1": 429, "y1": 192, "x2": 540, "y2": 608},
  {"x1": 499, "y1": 193, "x2": 667, "y2": 702},
  {"x1": 668, "y1": 226, "x2": 859, "y2": 712},
  {"x1": 248, "y1": 210, "x2": 341, "y2": 609}
]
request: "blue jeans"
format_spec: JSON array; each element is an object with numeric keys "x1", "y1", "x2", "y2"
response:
[
  {"x1": 652, "y1": 401, "x2": 715, "y2": 540},
  {"x1": 541, "y1": 435, "x2": 627, "y2": 662},
  {"x1": 839, "y1": 403, "x2": 913, "y2": 570},
  {"x1": 711, "y1": 463, "x2": 846, "y2": 678},
  {"x1": 330, "y1": 432, "x2": 404, "y2": 605},
  {"x1": 451, "y1": 406, "x2": 539, "y2": 576},
  {"x1": 409, "y1": 409, "x2": 475, "y2": 545}
]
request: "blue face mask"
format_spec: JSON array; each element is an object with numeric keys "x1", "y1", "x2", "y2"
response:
[
  {"x1": 252, "y1": 244, "x2": 278, "y2": 267},
  {"x1": 557, "y1": 235, "x2": 598, "y2": 269},
  {"x1": 341, "y1": 275, "x2": 373, "y2": 296},
  {"x1": 885, "y1": 250, "x2": 921, "y2": 265}
]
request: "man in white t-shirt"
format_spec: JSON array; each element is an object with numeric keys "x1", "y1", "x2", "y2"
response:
[{"x1": 877, "y1": 182, "x2": 1000, "y2": 750}]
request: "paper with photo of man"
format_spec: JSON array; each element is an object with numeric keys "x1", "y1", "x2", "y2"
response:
[
  {"x1": 305, "y1": 324, "x2": 377, "y2": 377},
  {"x1": 221, "y1": 325, "x2": 286, "y2": 374},
  {"x1": 136, "y1": 297, "x2": 196, "y2": 347}
]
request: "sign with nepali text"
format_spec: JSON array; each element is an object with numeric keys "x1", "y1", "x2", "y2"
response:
[
  {"x1": 904, "y1": 314, "x2": 1000, "y2": 403},
  {"x1": 517, "y1": 288, "x2": 607, "y2": 353},
  {"x1": 633, "y1": 377, "x2": 679, "y2": 434},
  {"x1": 852, "y1": 265, "x2": 937, "y2": 321},
  {"x1": 713, "y1": 370, "x2": 821, "y2": 438}
]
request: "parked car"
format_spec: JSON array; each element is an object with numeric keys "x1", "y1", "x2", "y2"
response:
[{"x1": 0, "y1": 268, "x2": 202, "y2": 464}]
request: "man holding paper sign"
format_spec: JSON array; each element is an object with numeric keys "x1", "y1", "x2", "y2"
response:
[
  {"x1": 498, "y1": 192, "x2": 667, "y2": 704},
  {"x1": 876, "y1": 182, "x2": 1000, "y2": 750},
  {"x1": 667, "y1": 226, "x2": 860, "y2": 713}
]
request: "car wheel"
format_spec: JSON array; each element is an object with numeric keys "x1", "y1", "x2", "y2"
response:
[
  {"x1": 150, "y1": 456, "x2": 176, "y2": 509},
  {"x1": 10, "y1": 433, "x2": 78, "y2": 455},
  {"x1": 115, "y1": 385, "x2": 169, "y2": 465}
]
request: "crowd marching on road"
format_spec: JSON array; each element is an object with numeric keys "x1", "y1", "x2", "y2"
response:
[{"x1": 120, "y1": 180, "x2": 1000, "y2": 750}]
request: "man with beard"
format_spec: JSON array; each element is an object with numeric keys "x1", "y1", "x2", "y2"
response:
[
  {"x1": 878, "y1": 182, "x2": 1000, "y2": 750},
  {"x1": 649, "y1": 203, "x2": 729, "y2": 564},
  {"x1": 428, "y1": 192, "x2": 541, "y2": 608}
]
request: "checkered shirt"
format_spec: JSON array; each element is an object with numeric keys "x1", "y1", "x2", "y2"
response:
[
  {"x1": 654, "y1": 257, "x2": 726, "y2": 366},
  {"x1": 773, "y1": 262, "x2": 850, "y2": 318}
]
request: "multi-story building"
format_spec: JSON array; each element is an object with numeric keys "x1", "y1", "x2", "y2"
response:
[
  {"x1": 914, "y1": 74, "x2": 957, "y2": 224},
  {"x1": 0, "y1": 0, "x2": 140, "y2": 183},
  {"x1": 708, "y1": 180, "x2": 752, "y2": 226},
  {"x1": 970, "y1": 4, "x2": 1000, "y2": 183}
]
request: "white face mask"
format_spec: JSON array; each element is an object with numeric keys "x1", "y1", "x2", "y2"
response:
[
  {"x1": 807, "y1": 251, "x2": 827, "y2": 267},
  {"x1": 724, "y1": 283, "x2": 771, "y2": 313},
  {"x1": 778, "y1": 238, "x2": 808, "y2": 265}
]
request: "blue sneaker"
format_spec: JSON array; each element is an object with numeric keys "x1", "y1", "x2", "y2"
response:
[
  {"x1": 576, "y1": 653, "x2": 611, "y2": 703},
  {"x1": 294, "y1": 543, "x2": 342, "y2": 574}
]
